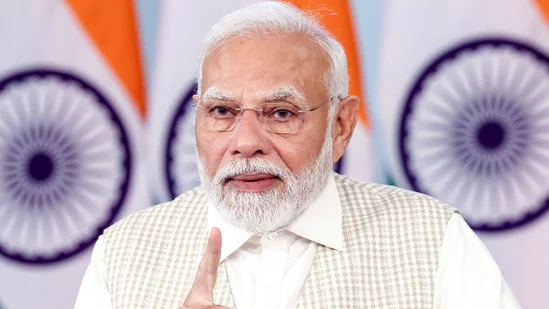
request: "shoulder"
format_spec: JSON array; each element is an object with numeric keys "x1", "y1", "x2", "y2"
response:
[
  {"x1": 334, "y1": 173, "x2": 458, "y2": 220},
  {"x1": 334, "y1": 173, "x2": 461, "y2": 268},
  {"x1": 103, "y1": 186, "x2": 208, "y2": 240}
]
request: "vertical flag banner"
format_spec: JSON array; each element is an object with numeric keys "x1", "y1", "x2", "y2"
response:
[
  {"x1": 376, "y1": 0, "x2": 549, "y2": 307},
  {"x1": 149, "y1": 0, "x2": 381, "y2": 203},
  {"x1": 0, "y1": 1, "x2": 148, "y2": 308}
]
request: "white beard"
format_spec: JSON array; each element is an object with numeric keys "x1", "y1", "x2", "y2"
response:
[{"x1": 198, "y1": 127, "x2": 334, "y2": 235}]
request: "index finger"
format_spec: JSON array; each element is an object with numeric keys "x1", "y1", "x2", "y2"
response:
[{"x1": 184, "y1": 227, "x2": 222, "y2": 305}]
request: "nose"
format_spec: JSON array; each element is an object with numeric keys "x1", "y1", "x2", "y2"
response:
[{"x1": 229, "y1": 109, "x2": 272, "y2": 158}]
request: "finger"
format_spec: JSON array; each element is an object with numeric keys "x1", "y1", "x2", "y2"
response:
[
  {"x1": 197, "y1": 227, "x2": 222, "y2": 291},
  {"x1": 184, "y1": 227, "x2": 222, "y2": 306},
  {"x1": 177, "y1": 305, "x2": 231, "y2": 309}
]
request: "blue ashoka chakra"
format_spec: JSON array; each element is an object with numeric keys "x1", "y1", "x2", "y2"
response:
[
  {"x1": 164, "y1": 82, "x2": 344, "y2": 200},
  {"x1": 0, "y1": 68, "x2": 131, "y2": 263},
  {"x1": 399, "y1": 38, "x2": 549, "y2": 232}
]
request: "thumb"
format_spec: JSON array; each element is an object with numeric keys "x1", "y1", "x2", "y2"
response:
[{"x1": 184, "y1": 227, "x2": 222, "y2": 306}]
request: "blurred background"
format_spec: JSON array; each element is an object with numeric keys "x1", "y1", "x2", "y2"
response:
[{"x1": 0, "y1": 0, "x2": 548, "y2": 308}]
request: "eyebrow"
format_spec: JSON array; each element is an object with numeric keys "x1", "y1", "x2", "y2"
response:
[
  {"x1": 201, "y1": 87, "x2": 235, "y2": 101},
  {"x1": 201, "y1": 86, "x2": 307, "y2": 104},
  {"x1": 264, "y1": 86, "x2": 306, "y2": 103}
]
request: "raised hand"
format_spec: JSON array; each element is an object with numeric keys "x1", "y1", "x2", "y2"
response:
[{"x1": 179, "y1": 227, "x2": 229, "y2": 309}]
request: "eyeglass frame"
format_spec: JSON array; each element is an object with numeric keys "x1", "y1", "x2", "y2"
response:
[{"x1": 192, "y1": 96, "x2": 340, "y2": 134}]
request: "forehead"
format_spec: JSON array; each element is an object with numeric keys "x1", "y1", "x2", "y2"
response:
[{"x1": 201, "y1": 34, "x2": 330, "y2": 102}]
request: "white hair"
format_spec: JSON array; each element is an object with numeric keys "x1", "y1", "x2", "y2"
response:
[{"x1": 197, "y1": 1, "x2": 349, "y2": 115}]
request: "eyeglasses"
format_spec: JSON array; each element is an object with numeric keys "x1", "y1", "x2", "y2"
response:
[{"x1": 193, "y1": 97, "x2": 337, "y2": 134}]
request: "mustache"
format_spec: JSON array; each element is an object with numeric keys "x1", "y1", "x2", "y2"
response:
[{"x1": 213, "y1": 158, "x2": 289, "y2": 183}]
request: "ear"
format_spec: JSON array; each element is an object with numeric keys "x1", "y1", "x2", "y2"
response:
[{"x1": 331, "y1": 95, "x2": 360, "y2": 163}]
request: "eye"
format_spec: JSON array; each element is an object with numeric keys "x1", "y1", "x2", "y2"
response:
[
  {"x1": 208, "y1": 104, "x2": 237, "y2": 118},
  {"x1": 265, "y1": 104, "x2": 300, "y2": 121},
  {"x1": 273, "y1": 109, "x2": 295, "y2": 119}
]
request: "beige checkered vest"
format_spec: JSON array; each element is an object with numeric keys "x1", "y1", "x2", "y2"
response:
[{"x1": 103, "y1": 173, "x2": 457, "y2": 308}]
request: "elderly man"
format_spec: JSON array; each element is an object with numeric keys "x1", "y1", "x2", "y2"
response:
[{"x1": 75, "y1": 2, "x2": 519, "y2": 309}]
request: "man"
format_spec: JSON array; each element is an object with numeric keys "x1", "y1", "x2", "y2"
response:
[{"x1": 75, "y1": 2, "x2": 520, "y2": 309}]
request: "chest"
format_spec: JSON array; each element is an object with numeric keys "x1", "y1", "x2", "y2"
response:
[{"x1": 107, "y1": 234, "x2": 438, "y2": 309}]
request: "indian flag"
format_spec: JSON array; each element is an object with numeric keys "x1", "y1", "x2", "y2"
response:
[
  {"x1": 148, "y1": 0, "x2": 381, "y2": 204},
  {"x1": 376, "y1": 0, "x2": 549, "y2": 307},
  {"x1": 0, "y1": 1, "x2": 148, "y2": 308}
]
